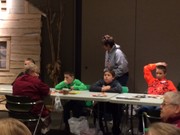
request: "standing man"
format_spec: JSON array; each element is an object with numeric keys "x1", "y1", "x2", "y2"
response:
[{"x1": 102, "y1": 34, "x2": 129, "y2": 86}]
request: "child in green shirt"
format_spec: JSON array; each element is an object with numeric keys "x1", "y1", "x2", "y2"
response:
[
  {"x1": 55, "y1": 71, "x2": 87, "y2": 90},
  {"x1": 55, "y1": 71, "x2": 87, "y2": 133}
]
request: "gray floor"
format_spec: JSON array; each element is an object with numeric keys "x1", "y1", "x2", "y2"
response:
[
  {"x1": 46, "y1": 109, "x2": 139, "y2": 135},
  {"x1": 0, "y1": 103, "x2": 140, "y2": 135}
]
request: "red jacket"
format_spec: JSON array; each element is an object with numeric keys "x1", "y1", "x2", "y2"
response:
[
  {"x1": 13, "y1": 74, "x2": 50, "y2": 117},
  {"x1": 167, "y1": 115, "x2": 180, "y2": 128},
  {"x1": 144, "y1": 63, "x2": 177, "y2": 95}
]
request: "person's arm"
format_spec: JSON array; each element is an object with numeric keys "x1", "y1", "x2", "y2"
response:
[
  {"x1": 103, "y1": 80, "x2": 122, "y2": 93},
  {"x1": 55, "y1": 81, "x2": 68, "y2": 90},
  {"x1": 144, "y1": 63, "x2": 156, "y2": 85},
  {"x1": 35, "y1": 79, "x2": 50, "y2": 96},
  {"x1": 72, "y1": 79, "x2": 87, "y2": 90},
  {"x1": 144, "y1": 62, "x2": 167, "y2": 85},
  {"x1": 168, "y1": 80, "x2": 177, "y2": 92},
  {"x1": 89, "y1": 80, "x2": 104, "y2": 92}
]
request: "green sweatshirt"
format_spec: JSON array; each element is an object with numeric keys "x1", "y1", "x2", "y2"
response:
[{"x1": 55, "y1": 79, "x2": 87, "y2": 90}]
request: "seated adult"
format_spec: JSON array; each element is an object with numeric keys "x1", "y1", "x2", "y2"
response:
[
  {"x1": 55, "y1": 71, "x2": 87, "y2": 133},
  {"x1": 137, "y1": 62, "x2": 177, "y2": 133},
  {"x1": 13, "y1": 63, "x2": 50, "y2": 134},
  {"x1": 160, "y1": 91, "x2": 180, "y2": 128},
  {"x1": 90, "y1": 70, "x2": 123, "y2": 135}
]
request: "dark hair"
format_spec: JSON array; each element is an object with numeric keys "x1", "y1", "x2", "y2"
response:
[
  {"x1": 102, "y1": 34, "x2": 115, "y2": 48},
  {"x1": 25, "y1": 58, "x2": 35, "y2": 64},
  {"x1": 64, "y1": 71, "x2": 74, "y2": 77},
  {"x1": 156, "y1": 65, "x2": 167, "y2": 74},
  {"x1": 104, "y1": 70, "x2": 116, "y2": 77}
]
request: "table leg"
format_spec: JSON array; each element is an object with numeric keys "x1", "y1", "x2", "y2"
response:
[{"x1": 130, "y1": 104, "x2": 134, "y2": 135}]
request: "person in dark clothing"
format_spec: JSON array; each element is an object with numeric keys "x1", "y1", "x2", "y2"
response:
[
  {"x1": 90, "y1": 70, "x2": 123, "y2": 135},
  {"x1": 13, "y1": 63, "x2": 50, "y2": 134}
]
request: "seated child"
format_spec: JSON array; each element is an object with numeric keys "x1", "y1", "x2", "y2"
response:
[
  {"x1": 90, "y1": 70, "x2": 123, "y2": 135},
  {"x1": 138, "y1": 62, "x2": 177, "y2": 133},
  {"x1": 55, "y1": 71, "x2": 87, "y2": 132}
]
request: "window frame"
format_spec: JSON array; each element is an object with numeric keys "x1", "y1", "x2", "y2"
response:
[{"x1": 0, "y1": 37, "x2": 10, "y2": 71}]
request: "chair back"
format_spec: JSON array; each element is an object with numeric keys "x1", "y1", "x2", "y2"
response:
[
  {"x1": 122, "y1": 86, "x2": 129, "y2": 93},
  {"x1": 85, "y1": 84, "x2": 90, "y2": 90},
  {"x1": 5, "y1": 95, "x2": 36, "y2": 113},
  {"x1": 142, "y1": 111, "x2": 161, "y2": 134},
  {"x1": 5, "y1": 95, "x2": 44, "y2": 135},
  {"x1": 5, "y1": 95, "x2": 43, "y2": 121}
]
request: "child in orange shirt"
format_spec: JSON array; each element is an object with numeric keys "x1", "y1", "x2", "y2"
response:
[
  {"x1": 138, "y1": 62, "x2": 177, "y2": 133},
  {"x1": 144, "y1": 62, "x2": 176, "y2": 95}
]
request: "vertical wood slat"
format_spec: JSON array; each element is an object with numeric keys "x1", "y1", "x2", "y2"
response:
[{"x1": 24, "y1": 1, "x2": 28, "y2": 13}]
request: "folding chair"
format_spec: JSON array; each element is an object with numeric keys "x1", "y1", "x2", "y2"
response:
[
  {"x1": 5, "y1": 95, "x2": 44, "y2": 135},
  {"x1": 142, "y1": 111, "x2": 161, "y2": 134},
  {"x1": 93, "y1": 86, "x2": 129, "y2": 134}
]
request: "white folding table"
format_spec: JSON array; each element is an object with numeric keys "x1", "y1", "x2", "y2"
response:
[{"x1": 109, "y1": 93, "x2": 163, "y2": 135}]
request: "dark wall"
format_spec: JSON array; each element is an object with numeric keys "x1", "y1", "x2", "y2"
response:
[
  {"x1": 28, "y1": 0, "x2": 180, "y2": 91},
  {"x1": 27, "y1": 0, "x2": 75, "y2": 87},
  {"x1": 81, "y1": 0, "x2": 180, "y2": 92},
  {"x1": 81, "y1": 0, "x2": 136, "y2": 89}
]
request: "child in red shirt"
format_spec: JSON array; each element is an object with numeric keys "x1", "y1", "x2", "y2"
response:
[
  {"x1": 144, "y1": 62, "x2": 176, "y2": 95},
  {"x1": 138, "y1": 62, "x2": 177, "y2": 133}
]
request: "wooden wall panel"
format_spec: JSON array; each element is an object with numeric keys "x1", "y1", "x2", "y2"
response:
[
  {"x1": 0, "y1": 28, "x2": 40, "y2": 36},
  {"x1": 11, "y1": 36, "x2": 41, "y2": 44},
  {"x1": 0, "y1": 14, "x2": 41, "y2": 20},
  {"x1": 0, "y1": 20, "x2": 41, "y2": 28},
  {"x1": 10, "y1": 0, "x2": 25, "y2": 7},
  {"x1": 11, "y1": 45, "x2": 40, "y2": 54},
  {"x1": 10, "y1": 54, "x2": 40, "y2": 61},
  {"x1": 0, "y1": 72, "x2": 15, "y2": 76},
  {"x1": 28, "y1": 3, "x2": 41, "y2": 13},
  {"x1": 0, "y1": 77, "x2": 15, "y2": 84},
  {"x1": 10, "y1": 61, "x2": 40, "y2": 69},
  {"x1": 0, "y1": 0, "x2": 42, "y2": 84},
  {"x1": 9, "y1": 8, "x2": 25, "y2": 14},
  {"x1": 10, "y1": 61, "x2": 24, "y2": 69}
]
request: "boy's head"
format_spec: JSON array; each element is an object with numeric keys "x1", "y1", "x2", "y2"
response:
[
  {"x1": 64, "y1": 71, "x2": 74, "y2": 84},
  {"x1": 104, "y1": 70, "x2": 115, "y2": 84},
  {"x1": 156, "y1": 65, "x2": 167, "y2": 80}
]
